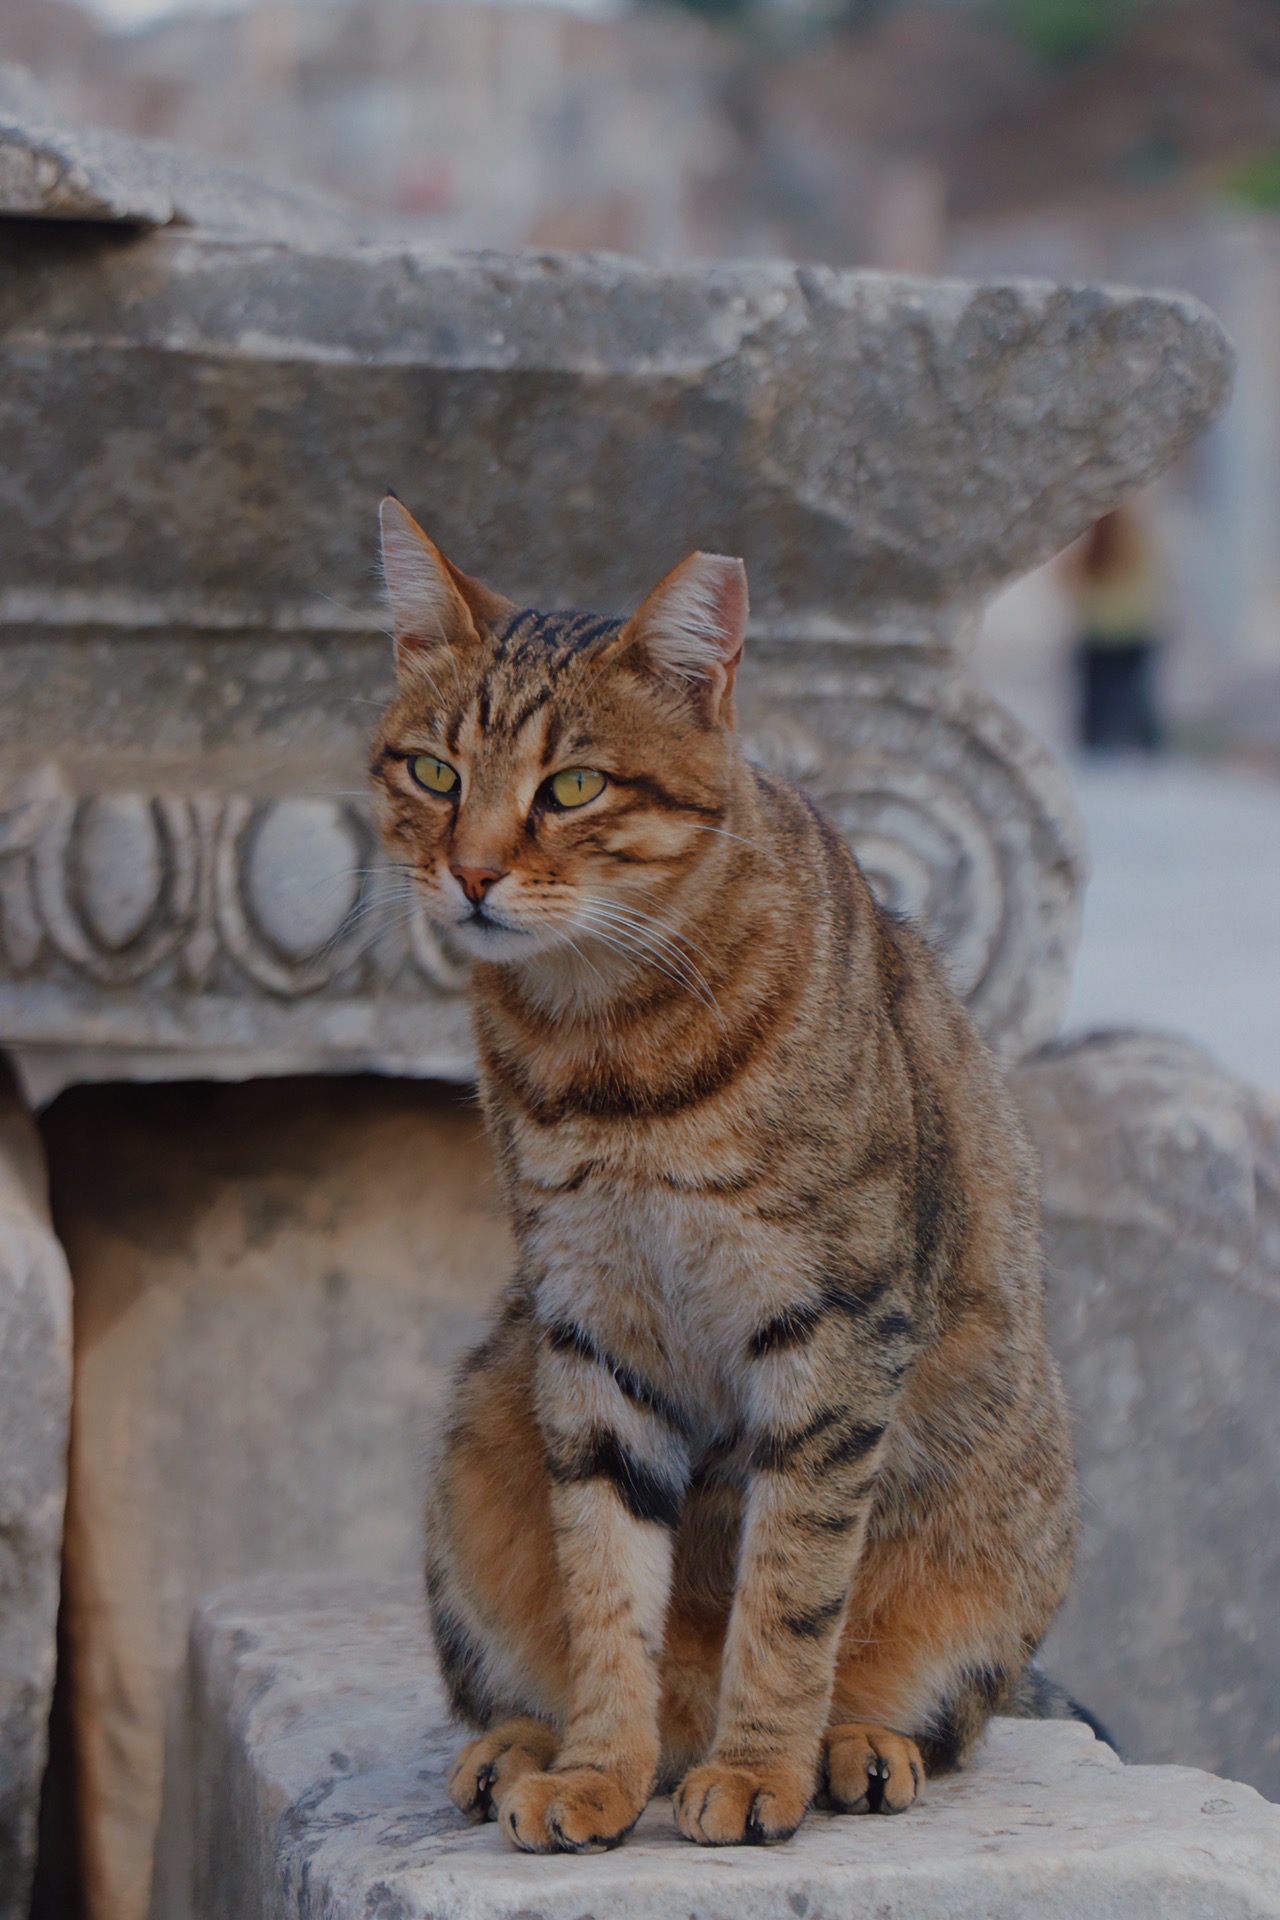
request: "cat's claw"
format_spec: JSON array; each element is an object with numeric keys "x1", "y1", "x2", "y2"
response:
[
  {"x1": 822, "y1": 1723, "x2": 923, "y2": 1815},
  {"x1": 673, "y1": 1760, "x2": 811, "y2": 1845},
  {"x1": 498, "y1": 1766, "x2": 646, "y2": 1853},
  {"x1": 447, "y1": 1718, "x2": 559, "y2": 1823}
]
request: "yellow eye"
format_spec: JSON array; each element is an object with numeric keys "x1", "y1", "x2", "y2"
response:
[
  {"x1": 410, "y1": 754, "x2": 459, "y2": 795},
  {"x1": 549, "y1": 768, "x2": 606, "y2": 810}
]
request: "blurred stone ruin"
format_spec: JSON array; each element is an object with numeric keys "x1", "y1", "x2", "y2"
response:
[{"x1": 1, "y1": 97, "x2": 1278, "y2": 1920}]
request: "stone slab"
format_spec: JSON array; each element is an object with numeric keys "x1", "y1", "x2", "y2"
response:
[
  {"x1": 0, "y1": 230, "x2": 1233, "y2": 629},
  {"x1": 0, "y1": 92, "x2": 365, "y2": 241},
  {"x1": 1011, "y1": 1029, "x2": 1280, "y2": 1798},
  {"x1": 44, "y1": 1077, "x2": 511, "y2": 1920},
  {"x1": 0, "y1": 1067, "x2": 72, "y2": 1919},
  {"x1": 169, "y1": 1578, "x2": 1280, "y2": 1920}
]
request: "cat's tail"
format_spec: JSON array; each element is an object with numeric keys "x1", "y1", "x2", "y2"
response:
[{"x1": 1003, "y1": 1663, "x2": 1122, "y2": 1757}]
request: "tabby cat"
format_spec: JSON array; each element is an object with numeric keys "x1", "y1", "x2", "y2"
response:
[{"x1": 371, "y1": 495, "x2": 1078, "y2": 1855}]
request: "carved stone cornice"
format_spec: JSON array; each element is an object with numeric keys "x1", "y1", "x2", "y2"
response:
[{"x1": 0, "y1": 643, "x2": 1082, "y2": 1097}]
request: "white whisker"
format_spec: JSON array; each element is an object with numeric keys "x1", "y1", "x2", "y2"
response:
[
  {"x1": 577, "y1": 920, "x2": 717, "y2": 1005},
  {"x1": 316, "y1": 896, "x2": 423, "y2": 967},
  {"x1": 571, "y1": 907, "x2": 721, "y2": 1016},
  {"x1": 316, "y1": 589, "x2": 391, "y2": 634},
  {"x1": 315, "y1": 871, "x2": 423, "y2": 941},
  {"x1": 579, "y1": 897, "x2": 716, "y2": 965},
  {"x1": 573, "y1": 919, "x2": 709, "y2": 1009},
  {"x1": 576, "y1": 899, "x2": 720, "y2": 996},
  {"x1": 553, "y1": 932, "x2": 617, "y2": 1015},
  {"x1": 684, "y1": 821, "x2": 777, "y2": 861}
]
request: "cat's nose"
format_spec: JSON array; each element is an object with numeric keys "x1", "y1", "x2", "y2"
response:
[{"x1": 452, "y1": 864, "x2": 505, "y2": 906}]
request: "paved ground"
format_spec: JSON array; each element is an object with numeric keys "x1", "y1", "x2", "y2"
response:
[{"x1": 1064, "y1": 759, "x2": 1280, "y2": 1096}]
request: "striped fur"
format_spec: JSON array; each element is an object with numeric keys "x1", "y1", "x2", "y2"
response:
[{"x1": 371, "y1": 500, "x2": 1078, "y2": 1853}]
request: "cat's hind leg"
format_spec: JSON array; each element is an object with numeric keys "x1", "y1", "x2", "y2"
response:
[
  {"x1": 426, "y1": 1302, "x2": 571, "y2": 1814},
  {"x1": 823, "y1": 1526, "x2": 1051, "y2": 1817},
  {"x1": 821, "y1": 1724, "x2": 923, "y2": 1815},
  {"x1": 448, "y1": 1717, "x2": 561, "y2": 1822}
]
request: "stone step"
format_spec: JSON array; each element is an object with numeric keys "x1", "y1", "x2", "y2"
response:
[{"x1": 166, "y1": 1579, "x2": 1280, "y2": 1920}]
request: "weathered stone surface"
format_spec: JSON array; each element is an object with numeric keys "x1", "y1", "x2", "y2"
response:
[
  {"x1": 0, "y1": 233, "x2": 1231, "y2": 1086},
  {"x1": 0, "y1": 1067, "x2": 71, "y2": 1920},
  {"x1": 0, "y1": 232, "x2": 1233, "y2": 628},
  {"x1": 0, "y1": 94, "x2": 364, "y2": 241},
  {"x1": 165, "y1": 1578, "x2": 1280, "y2": 1920},
  {"x1": 45, "y1": 1077, "x2": 511, "y2": 1920},
  {"x1": 1011, "y1": 1029, "x2": 1280, "y2": 1798}
]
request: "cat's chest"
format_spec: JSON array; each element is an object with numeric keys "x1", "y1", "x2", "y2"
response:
[
  {"x1": 513, "y1": 1122, "x2": 804, "y2": 1376},
  {"x1": 548, "y1": 1179, "x2": 737, "y2": 1284}
]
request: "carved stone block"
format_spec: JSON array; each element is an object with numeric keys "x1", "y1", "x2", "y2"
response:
[
  {"x1": 1012, "y1": 1030, "x2": 1280, "y2": 1800},
  {"x1": 0, "y1": 1071, "x2": 71, "y2": 1920},
  {"x1": 46, "y1": 1076, "x2": 511, "y2": 1920},
  {"x1": 0, "y1": 223, "x2": 1232, "y2": 1090}
]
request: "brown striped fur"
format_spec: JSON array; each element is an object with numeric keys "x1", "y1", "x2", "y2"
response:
[{"x1": 371, "y1": 498, "x2": 1078, "y2": 1852}]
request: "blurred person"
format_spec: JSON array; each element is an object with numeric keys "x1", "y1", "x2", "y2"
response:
[{"x1": 1063, "y1": 503, "x2": 1165, "y2": 752}]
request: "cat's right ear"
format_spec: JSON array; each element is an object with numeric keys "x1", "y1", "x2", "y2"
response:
[
  {"x1": 379, "y1": 497, "x2": 513, "y2": 674},
  {"x1": 623, "y1": 550, "x2": 749, "y2": 725}
]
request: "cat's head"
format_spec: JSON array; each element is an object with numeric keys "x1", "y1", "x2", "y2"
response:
[{"x1": 371, "y1": 496, "x2": 749, "y2": 977}]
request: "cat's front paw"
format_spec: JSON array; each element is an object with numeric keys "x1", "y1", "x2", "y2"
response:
[
  {"x1": 447, "y1": 1717, "x2": 559, "y2": 1822},
  {"x1": 498, "y1": 1765, "x2": 647, "y2": 1853},
  {"x1": 673, "y1": 1759, "x2": 811, "y2": 1845},
  {"x1": 822, "y1": 1723, "x2": 923, "y2": 1814}
]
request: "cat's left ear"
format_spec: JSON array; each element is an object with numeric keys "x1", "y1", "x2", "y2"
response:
[{"x1": 624, "y1": 551, "x2": 748, "y2": 725}]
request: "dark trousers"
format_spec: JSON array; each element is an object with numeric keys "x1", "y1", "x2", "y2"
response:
[{"x1": 1076, "y1": 635, "x2": 1161, "y2": 752}]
